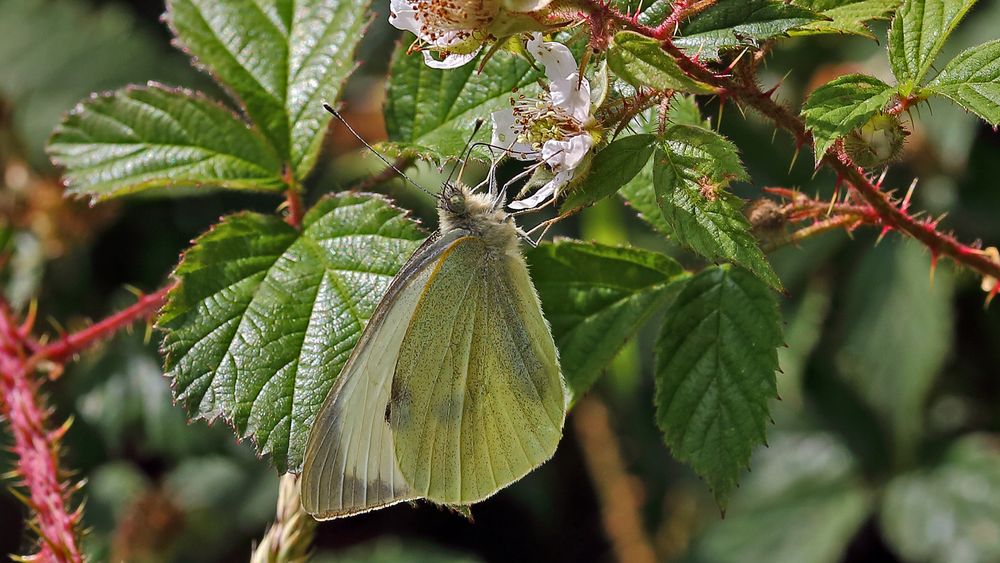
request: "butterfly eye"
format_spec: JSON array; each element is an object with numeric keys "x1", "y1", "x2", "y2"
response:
[{"x1": 450, "y1": 194, "x2": 463, "y2": 207}]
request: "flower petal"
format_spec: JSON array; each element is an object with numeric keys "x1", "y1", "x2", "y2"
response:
[
  {"x1": 388, "y1": 7, "x2": 421, "y2": 37},
  {"x1": 526, "y1": 34, "x2": 578, "y2": 86},
  {"x1": 503, "y1": 0, "x2": 553, "y2": 12},
  {"x1": 422, "y1": 47, "x2": 482, "y2": 69},
  {"x1": 542, "y1": 134, "x2": 593, "y2": 172},
  {"x1": 509, "y1": 183, "x2": 556, "y2": 210},
  {"x1": 526, "y1": 34, "x2": 591, "y2": 122},
  {"x1": 491, "y1": 110, "x2": 539, "y2": 160}
]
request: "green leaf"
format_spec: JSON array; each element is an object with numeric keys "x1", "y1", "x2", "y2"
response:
[
  {"x1": 925, "y1": 39, "x2": 1000, "y2": 126},
  {"x1": 835, "y1": 239, "x2": 953, "y2": 462},
  {"x1": 527, "y1": 241, "x2": 687, "y2": 400},
  {"x1": 674, "y1": 0, "x2": 824, "y2": 60},
  {"x1": 693, "y1": 432, "x2": 870, "y2": 563},
  {"x1": 791, "y1": 0, "x2": 901, "y2": 38},
  {"x1": 47, "y1": 85, "x2": 285, "y2": 201},
  {"x1": 881, "y1": 435, "x2": 1000, "y2": 563},
  {"x1": 801, "y1": 74, "x2": 895, "y2": 160},
  {"x1": 888, "y1": 0, "x2": 978, "y2": 90},
  {"x1": 158, "y1": 193, "x2": 425, "y2": 472},
  {"x1": 607, "y1": 32, "x2": 716, "y2": 94},
  {"x1": 560, "y1": 134, "x2": 656, "y2": 213},
  {"x1": 384, "y1": 39, "x2": 540, "y2": 160},
  {"x1": 166, "y1": 0, "x2": 371, "y2": 178},
  {"x1": 654, "y1": 266, "x2": 782, "y2": 507},
  {"x1": 618, "y1": 99, "x2": 707, "y2": 235},
  {"x1": 652, "y1": 125, "x2": 781, "y2": 289}
]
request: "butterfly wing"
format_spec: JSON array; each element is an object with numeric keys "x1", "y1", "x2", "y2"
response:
[
  {"x1": 390, "y1": 236, "x2": 567, "y2": 505},
  {"x1": 300, "y1": 231, "x2": 465, "y2": 519}
]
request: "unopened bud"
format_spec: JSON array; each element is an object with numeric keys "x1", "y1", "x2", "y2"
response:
[{"x1": 843, "y1": 113, "x2": 907, "y2": 169}]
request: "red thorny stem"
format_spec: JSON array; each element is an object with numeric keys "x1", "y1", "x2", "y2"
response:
[
  {"x1": 0, "y1": 285, "x2": 172, "y2": 561},
  {"x1": 580, "y1": 0, "x2": 1000, "y2": 283}
]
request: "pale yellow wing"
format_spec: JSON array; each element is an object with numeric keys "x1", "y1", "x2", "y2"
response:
[
  {"x1": 390, "y1": 236, "x2": 567, "y2": 505},
  {"x1": 300, "y1": 232, "x2": 463, "y2": 519}
]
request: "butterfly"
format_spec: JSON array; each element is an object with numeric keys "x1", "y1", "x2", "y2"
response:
[{"x1": 300, "y1": 111, "x2": 568, "y2": 519}]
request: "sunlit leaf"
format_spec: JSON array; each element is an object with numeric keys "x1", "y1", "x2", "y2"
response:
[
  {"x1": 607, "y1": 32, "x2": 716, "y2": 94},
  {"x1": 159, "y1": 193, "x2": 425, "y2": 472},
  {"x1": 888, "y1": 0, "x2": 978, "y2": 90},
  {"x1": 674, "y1": 0, "x2": 823, "y2": 60},
  {"x1": 925, "y1": 39, "x2": 1000, "y2": 126},
  {"x1": 791, "y1": 0, "x2": 901, "y2": 38},
  {"x1": 48, "y1": 85, "x2": 284, "y2": 201},
  {"x1": 167, "y1": 0, "x2": 371, "y2": 178}
]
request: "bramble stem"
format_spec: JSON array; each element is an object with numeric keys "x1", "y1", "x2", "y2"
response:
[
  {"x1": 0, "y1": 301, "x2": 83, "y2": 562},
  {"x1": 580, "y1": 0, "x2": 1000, "y2": 282},
  {"x1": 34, "y1": 284, "x2": 173, "y2": 365}
]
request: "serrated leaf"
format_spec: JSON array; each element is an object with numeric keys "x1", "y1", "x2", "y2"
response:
[
  {"x1": 158, "y1": 193, "x2": 425, "y2": 472},
  {"x1": 636, "y1": 0, "x2": 674, "y2": 26},
  {"x1": 166, "y1": 0, "x2": 370, "y2": 178},
  {"x1": 693, "y1": 432, "x2": 870, "y2": 563},
  {"x1": 618, "y1": 100, "x2": 706, "y2": 235},
  {"x1": 654, "y1": 266, "x2": 782, "y2": 507},
  {"x1": 384, "y1": 39, "x2": 540, "y2": 160},
  {"x1": 607, "y1": 32, "x2": 716, "y2": 94},
  {"x1": 527, "y1": 241, "x2": 687, "y2": 400},
  {"x1": 801, "y1": 74, "x2": 895, "y2": 160},
  {"x1": 674, "y1": 0, "x2": 824, "y2": 60},
  {"x1": 881, "y1": 435, "x2": 1000, "y2": 563},
  {"x1": 888, "y1": 0, "x2": 978, "y2": 90},
  {"x1": 836, "y1": 239, "x2": 953, "y2": 462},
  {"x1": 652, "y1": 125, "x2": 781, "y2": 289},
  {"x1": 48, "y1": 85, "x2": 285, "y2": 201},
  {"x1": 560, "y1": 134, "x2": 656, "y2": 213},
  {"x1": 791, "y1": 0, "x2": 901, "y2": 38},
  {"x1": 925, "y1": 39, "x2": 1000, "y2": 126}
]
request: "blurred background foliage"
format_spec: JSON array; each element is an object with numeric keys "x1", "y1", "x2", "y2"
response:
[{"x1": 1, "y1": 0, "x2": 999, "y2": 562}]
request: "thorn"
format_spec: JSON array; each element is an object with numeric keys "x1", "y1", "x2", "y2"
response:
[
  {"x1": 875, "y1": 167, "x2": 888, "y2": 188},
  {"x1": 876, "y1": 225, "x2": 893, "y2": 245},
  {"x1": 21, "y1": 299, "x2": 38, "y2": 336},
  {"x1": 901, "y1": 178, "x2": 918, "y2": 211},
  {"x1": 929, "y1": 253, "x2": 939, "y2": 286},
  {"x1": 788, "y1": 148, "x2": 799, "y2": 174},
  {"x1": 123, "y1": 284, "x2": 143, "y2": 298}
]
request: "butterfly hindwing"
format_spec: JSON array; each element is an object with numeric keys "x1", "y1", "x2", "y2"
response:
[{"x1": 390, "y1": 236, "x2": 566, "y2": 505}]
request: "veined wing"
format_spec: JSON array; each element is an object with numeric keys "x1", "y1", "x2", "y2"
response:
[
  {"x1": 390, "y1": 237, "x2": 567, "y2": 505},
  {"x1": 300, "y1": 230, "x2": 465, "y2": 519}
]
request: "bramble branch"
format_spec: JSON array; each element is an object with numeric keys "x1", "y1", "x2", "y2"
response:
[
  {"x1": 34, "y1": 284, "x2": 174, "y2": 365},
  {"x1": 0, "y1": 283, "x2": 174, "y2": 561},
  {"x1": 0, "y1": 301, "x2": 83, "y2": 563},
  {"x1": 583, "y1": 0, "x2": 1000, "y2": 283}
]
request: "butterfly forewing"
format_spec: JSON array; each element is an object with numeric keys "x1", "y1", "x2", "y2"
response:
[
  {"x1": 301, "y1": 232, "x2": 464, "y2": 519},
  {"x1": 390, "y1": 236, "x2": 566, "y2": 505}
]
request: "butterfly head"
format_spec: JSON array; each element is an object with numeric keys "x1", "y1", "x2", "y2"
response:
[{"x1": 438, "y1": 182, "x2": 516, "y2": 250}]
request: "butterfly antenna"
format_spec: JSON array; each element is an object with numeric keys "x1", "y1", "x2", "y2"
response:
[
  {"x1": 446, "y1": 118, "x2": 487, "y2": 186},
  {"x1": 323, "y1": 103, "x2": 434, "y2": 197}
]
